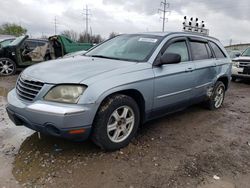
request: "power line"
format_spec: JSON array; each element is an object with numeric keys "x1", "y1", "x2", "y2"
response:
[{"x1": 158, "y1": 0, "x2": 170, "y2": 32}]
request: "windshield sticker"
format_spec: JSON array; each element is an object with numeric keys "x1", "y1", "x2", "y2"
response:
[{"x1": 138, "y1": 38, "x2": 158, "y2": 43}]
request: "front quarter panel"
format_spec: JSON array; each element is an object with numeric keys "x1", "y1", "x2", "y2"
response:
[{"x1": 78, "y1": 63, "x2": 154, "y2": 114}]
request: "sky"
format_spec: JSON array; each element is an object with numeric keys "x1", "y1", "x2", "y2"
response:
[{"x1": 1, "y1": 0, "x2": 250, "y2": 45}]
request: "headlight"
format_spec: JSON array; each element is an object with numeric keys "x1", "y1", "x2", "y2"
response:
[
  {"x1": 232, "y1": 61, "x2": 240, "y2": 68},
  {"x1": 44, "y1": 85, "x2": 86, "y2": 104}
]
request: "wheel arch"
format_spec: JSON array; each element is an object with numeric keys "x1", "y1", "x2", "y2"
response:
[
  {"x1": 217, "y1": 76, "x2": 229, "y2": 90},
  {"x1": 96, "y1": 89, "x2": 146, "y2": 124}
]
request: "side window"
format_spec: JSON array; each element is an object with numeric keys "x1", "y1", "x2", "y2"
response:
[
  {"x1": 26, "y1": 41, "x2": 38, "y2": 49},
  {"x1": 37, "y1": 42, "x2": 46, "y2": 47},
  {"x1": 190, "y1": 41, "x2": 209, "y2": 60},
  {"x1": 164, "y1": 41, "x2": 189, "y2": 62},
  {"x1": 209, "y1": 42, "x2": 226, "y2": 58}
]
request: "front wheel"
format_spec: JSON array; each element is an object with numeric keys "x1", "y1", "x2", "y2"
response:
[
  {"x1": 206, "y1": 81, "x2": 226, "y2": 110},
  {"x1": 92, "y1": 94, "x2": 140, "y2": 151},
  {"x1": 0, "y1": 58, "x2": 17, "y2": 76}
]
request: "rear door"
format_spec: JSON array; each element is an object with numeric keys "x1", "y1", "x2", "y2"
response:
[
  {"x1": 209, "y1": 41, "x2": 229, "y2": 74},
  {"x1": 152, "y1": 37, "x2": 196, "y2": 115},
  {"x1": 188, "y1": 38, "x2": 217, "y2": 99}
]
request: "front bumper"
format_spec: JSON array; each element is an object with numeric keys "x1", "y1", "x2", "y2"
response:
[
  {"x1": 232, "y1": 66, "x2": 250, "y2": 78},
  {"x1": 6, "y1": 89, "x2": 98, "y2": 140}
]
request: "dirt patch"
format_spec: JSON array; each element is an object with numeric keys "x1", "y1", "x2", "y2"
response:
[{"x1": 0, "y1": 76, "x2": 250, "y2": 188}]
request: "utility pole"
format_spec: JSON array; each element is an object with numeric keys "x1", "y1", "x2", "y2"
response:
[
  {"x1": 158, "y1": 0, "x2": 170, "y2": 32},
  {"x1": 229, "y1": 39, "x2": 233, "y2": 46},
  {"x1": 83, "y1": 5, "x2": 91, "y2": 42},
  {"x1": 54, "y1": 16, "x2": 58, "y2": 35}
]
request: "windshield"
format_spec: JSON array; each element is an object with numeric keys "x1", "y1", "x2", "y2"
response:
[
  {"x1": 242, "y1": 48, "x2": 250, "y2": 56},
  {"x1": 0, "y1": 39, "x2": 14, "y2": 48},
  {"x1": 9, "y1": 36, "x2": 26, "y2": 46},
  {"x1": 85, "y1": 34, "x2": 162, "y2": 62}
]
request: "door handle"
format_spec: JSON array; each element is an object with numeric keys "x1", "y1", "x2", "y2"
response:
[{"x1": 185, "y1": 67, "x2": 193, "y2": 72}]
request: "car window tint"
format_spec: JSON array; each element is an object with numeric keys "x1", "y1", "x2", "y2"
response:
[
  {"x1": 210, "y1": 42, "x2": 226, "y2": 58},
  {"x1": 190, "y1": 42, "x2": 209, "y2": 60},
  {"x1": 164, "y1": 41, "x2": 189, "y2": 62}
]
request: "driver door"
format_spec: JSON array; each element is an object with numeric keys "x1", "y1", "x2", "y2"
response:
[{"x1": 152, "y1": 37, "x2": 196, "y2": 115}]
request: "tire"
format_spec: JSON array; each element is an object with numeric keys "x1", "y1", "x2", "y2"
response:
[
  {"x1": 0, "y1": 58, "x2": 17, "y2": 76},
  {"x1": 231, "y1": 76, "x2": 237, "y2": 82},
  {"x1": 44, "y1": 54, "x2": 51, "y2": 61},
  {"x1": 92, "y1": 94, "x2": 140, "y2": 151},
  {"x1": 205, "y1": 81, "x2": 226, "y2": 110}
]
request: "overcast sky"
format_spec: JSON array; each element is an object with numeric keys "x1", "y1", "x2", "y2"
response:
[{"x1": 1, "y1": 0, "x2": 250, "y2": 45}]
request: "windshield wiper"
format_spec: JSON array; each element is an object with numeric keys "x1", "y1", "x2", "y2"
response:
[
  {"x1": 87, "y1": 55, "x2": 140, "y2": 62},
  {"x1": 89, "y1": 55, "x2": 118, "y2": 60}
]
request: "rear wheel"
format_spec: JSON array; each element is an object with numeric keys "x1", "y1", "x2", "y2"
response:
[
  {"x1": 0, "y1": 58, "x2": 16, "y2": 76},
  {"x1": 206, "y1": 81, "x2": 225, "y2": 110},
  {"x1": 92, "y1": 94, "x2": 140, "y2": 151}
]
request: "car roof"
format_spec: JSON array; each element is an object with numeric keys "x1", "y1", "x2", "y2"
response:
[
  {"x1": 0, "y1": 38, "x2": 15, "y2": 42},
  {"x1": 136, "y1": 31, "x2": 219, "y2": 41},
  {"x1": 26, "y1": 38, "x2": 48, "y2": 42}
]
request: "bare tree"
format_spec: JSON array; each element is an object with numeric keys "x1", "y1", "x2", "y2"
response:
[
  {"x1": 61, "y1": 30, "x2": 79, "y2": 41},
  {"x1": 109, "y1": 32, "x2": 119, "y2": 39},
  {"x1": 79, "y1": 32, "x2": 104, "y2": 44}
]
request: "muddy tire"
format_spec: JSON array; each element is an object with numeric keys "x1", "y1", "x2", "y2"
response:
[
  {"x1": 91, "y1": 94, "x2": 140, "y2": 151},
  {"x1": 0, "y1": 58, "x2": 17, "y2": 76},
  {"x1": 205, "y1": 81, "x2": 226, "y2": 110}
]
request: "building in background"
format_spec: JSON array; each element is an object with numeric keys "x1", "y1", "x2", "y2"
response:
[{"x1": 225, "y1": 43, "x2": 250, "y2": 52}]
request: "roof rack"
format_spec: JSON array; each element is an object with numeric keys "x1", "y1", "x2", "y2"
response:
[{"x1": 182, "y1": 16, "x2": 209, "y2": 36}]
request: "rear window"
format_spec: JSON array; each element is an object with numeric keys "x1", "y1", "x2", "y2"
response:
[
  {"x1": 209, "y1": 42, "x2": 226, "y2": 58},
  {"x1": 190, "y1": 42, "x2": 209, "y2": 60}
]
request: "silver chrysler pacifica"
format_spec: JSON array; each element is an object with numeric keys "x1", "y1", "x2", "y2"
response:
[{"x1": 6, "y1": 32, "x2": 232, "y2": 150}]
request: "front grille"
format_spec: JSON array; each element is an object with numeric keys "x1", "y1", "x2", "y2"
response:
[
  {"x1": 239, "y1": 62, "x2": 250, "y2": 68},
  {"x1": 16, "y1": 76, "x2": 44, "y2": 101}
]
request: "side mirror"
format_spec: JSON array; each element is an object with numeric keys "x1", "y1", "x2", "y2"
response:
[{"x1": 156, "y1": 53, "x2": 181, "y2": 66}]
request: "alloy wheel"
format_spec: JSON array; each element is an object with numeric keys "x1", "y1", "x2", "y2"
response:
[
  {"x1": 107, "y1": 106, "x2": 135, "y2": 143},
  {"x1": 0, "y1": 59, "x2": 15, "y2": 76},
  {"x1": 214, "y1": 86, "x2": 225, "y2": 108}
]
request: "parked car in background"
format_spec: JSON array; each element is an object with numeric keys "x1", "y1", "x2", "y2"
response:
[
  {"x1": 63, "y1": 50, "x2": 87, "y2": 58},
  {"x1": 49, "y1": 35, "x2": 93, "y2": 59},
  {"x1": 227, "y1": 50, "x2": 241, "y2": 59},
  {"x1": 0, "y1": 35, "x2": 93, "y2": 76},
  {"x1": 232, "y1": 47, "x2": 250, "y2": 81},
  {"x1": 6, "y1": 32, "x2": 231, "y2": 151}
]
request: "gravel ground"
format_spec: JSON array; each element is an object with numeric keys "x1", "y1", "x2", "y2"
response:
[{"x1": 0, "y1": 75, "x2": 250, "y2": 188}]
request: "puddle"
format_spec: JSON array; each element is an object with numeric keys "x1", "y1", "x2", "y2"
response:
[
  {"x1": 12, "y1": 133, "x2": 99, "y2": 186},
  {"x1": 0, "y1": 96, "x2": 33, "y2": 187}
]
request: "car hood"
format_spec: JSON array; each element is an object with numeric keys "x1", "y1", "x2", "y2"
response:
[
  {"x1": 63, "y1": 50, "x2": 86, "y2": 58},
  {"x1": 233, "y1": 56, "x2": 250, "y2": 62},
  {"x1": 22, "y1": 56, "x2": 140, "y2": 84}
]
